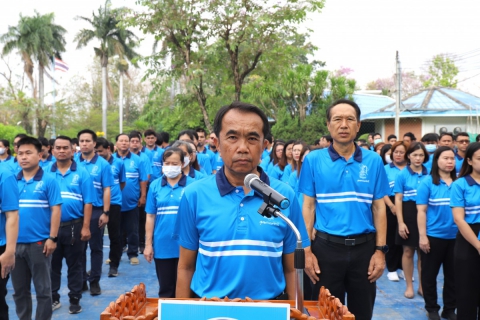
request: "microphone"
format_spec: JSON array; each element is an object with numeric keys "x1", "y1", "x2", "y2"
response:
[{"x1": 244, "y1": 173, "x2": 290, "y2": 209}]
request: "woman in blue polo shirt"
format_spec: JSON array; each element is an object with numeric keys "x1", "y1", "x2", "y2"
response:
[
  {"x1": 450, "y1": 142, "x2": 480, "y2": 319},
  {"x1": 271, "y1": 140, "x2": 294, "y2": 181},
  {"x1": 260, "y1": 140, "x2": 284, "y2": 176},
  {"x1": 394, "y1": 142, "x2": 429, "y2": 299},
  {"x1": 383, "y1": 141, "x2": 408, "y2": 282},
  {"x1": 288, "y1": 141, "x2": 310, "y2": 206},
  {"x1": 144, "y1": 147, "x2": 194, "y2": 298},
  {"x1": 172, "y1": 140, "x2": 205, "y2": 181},
  {"x1": 417, "y1": 146, "x2": 457, "y2": 320}
]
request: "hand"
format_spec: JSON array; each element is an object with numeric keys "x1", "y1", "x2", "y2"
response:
[
  {"x1": 389, "y1": 205, "x2": 396, "y2": 215},
  {"x1": 419, "y1": 235, "x2": 430, "y2": 254},
  {"x1": 144, "y1": 245, "x2": 153, "y2": 263},
  {"x1": 138, "y1": 196, "x2": 146, "y2": 207},
  {"x1": 367, "y1": 250, "x2": 386, "y2": 282},
  {"x1": 304, "y1": 247, "x2": 320, "y2": 284},
  {"x1": 98, "y1": 214, "x2": 109, "y2": 228},
  {"x1": 311, "y1": 229, "x2": 317, "y2": 240},
  {"x1": 43, "y1": 239, "x2": 57, "y2": 257},
  {"x1": 81, "y1": 226, "x2": 91, "y2": 241},
  {"x1": 398, "y1": 223, "x2": 409, "y2": 240},
  {"x1": 0, "y1": 251, "x2": 15, "y2": 279}
]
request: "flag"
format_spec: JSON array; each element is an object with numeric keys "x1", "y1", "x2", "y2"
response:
[{"x1": 54, "y1": 57, "x2": 69, "y2": 72}]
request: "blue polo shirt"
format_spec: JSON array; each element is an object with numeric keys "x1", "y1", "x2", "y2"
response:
[
  {"x1": 424, "y1": 155, "x2": 433, "y2": 173},
  {"x1": 416, "y1": 176, "x2": 457, "y2": 239},
  {"x1": 77, "y1": 153, "x2": 113, "y2": 207},
  {"x1": 174, "y1": 167, "x2": 310, "y2": 299},
  {"x1": 197, "y1": 152, "x2": 212, "y2": 175},
  {"x1": 146, "y1": 174, "x2": 194, "y2": 259},
  {"x1": 17, "y1": 167, "x2": 62, "y2": 243},
  {"x1": 48, "y1": 161, "x2": 96, "y2": 222},
  {"x1": 214, "y1": 152, "x2": 224, "y2": 171},
  {"x1": 384, "y1": 163, "x2": 405, "y2": 196},
  {"x1": 281, "y1": 164, "x2": 293, "y2": 183},
  {"x1": 1, "y1": 156, "x2": 20, "y2": 175},
  {"x1": 261, "y1": 148, "x2": 271, "y2": 160},
  {"x1": 114, "y1": 151, "x2": 148, "y2": 211},
  {"x1": 134, "y1": 151, "x2": 153, "y2": 178},
  {"x1": 0, "y1": 166, "x2": 19, "y2": 246},
  {"x1": 298, "y1": 144, "x2": 389, "y2": 236},
  {"x1": 200, "y1": 148, "x2": 216, "y2": 174},
  {"x1": 106, "y1": 155, "x2": 126, "y2": 206},
  {"x1": 39, "y1": 154, "x2": 56, "y2": 168},
  {"x1": 455, "y1": 152, "x2": 464, "y2": 174},
  {"x1": 393, "y1": 165, "x2": 429, "y2": 201},
  {"x1": 288, "y1": 170, "x2": 305, "y2": 209},
  {"x1": 143, "y1": 146, "x2": 164, "y2": 182},
  {"x1": 450, "y1": 175, "x2": 480, "y2": 224},
  {"x1": 268, "y1": 164, "x2": 285, "y2": 180},
  {"x1": 188, "y1": 166, "x2": 205, "y2": 181},
  {"x1": 260, "y1": 157, "x2": 273, "y2": 173}
]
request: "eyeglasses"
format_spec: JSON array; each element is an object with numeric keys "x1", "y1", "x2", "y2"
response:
[
  {"x1": 456, "y1": 140, "x2": 470, "y2": 144},
  {"x1": 393, "y1": 151, "x2": 405, "y2": 155}
]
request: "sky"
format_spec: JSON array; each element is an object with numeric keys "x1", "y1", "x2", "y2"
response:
[{"x1": 1, "y1": 0, "x2": 480, "y2": 99}]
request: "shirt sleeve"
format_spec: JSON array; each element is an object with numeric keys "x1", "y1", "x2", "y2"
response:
[
  {"x1": 101, "y1": 163, "x2": 114, "y2": 188},
  {"x1": 450, "y1": 179, "x2": 466, "y2": 208},
  {"x1": 393, "y1": 170, "x2": 405, "y2": 194},
  {"x1": 145, "y1": 182, "x2": 157, "y2": 215},
  {"x1": 0, "y1": 171, "x2": 19, "y2": 212},
  {"x1": 281, "y1": 164, "x2": 292, "y2": 183},
  {"x1": 173, "y1": 190, "x2": 200, "y2": 251},
  {"x1": 81, "y1": 171, "x2": 96, "y2": 204},
  {"x1": 416, "y1": 178, "x2": 430, "y2": 205},
  {"x1": 142, "y1": 155, "x2": 153, "y2": 176},
  {"x1": 297, "y1": 152, "x2": 315, "y2": 197},
  {"x1": 138, "y1": 158, "x2": 148, "y2": 182},
  {"x1": 47, "y1": 177, "x2": 63, "y2": 206}
]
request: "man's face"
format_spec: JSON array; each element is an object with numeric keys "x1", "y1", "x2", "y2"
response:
[
  {"x1": 17, "y1": 144, "x2": 40, "y2": 170},
  {"x1": 388, "y1": 137, "x2": 397, "y2": 144},
  {"x1": 116, "y1": 135, "x2": 130, "y2": 153},
  {"x1": 13, "y1": 137, "x2": 21, "y2": 154},
  {"x1": 78, "y1": 133, "x2": 96, "y2": 155},
  {"x1": 374, "y1": 134, "x2": 382, "y2": 141},
  {"x1": 209, "y1": 133, "x2": 217, "y2": 149},
  {"x1": 403, "y1": 136, "x2": 412, "y2": 145},
  {"x1": 41, "y1": 145, "x2": 49, "y2": 159},
  {"x1": 327, "y1": 104, "x2": 361, "y2": 145},
  {"x1": 179, "y1": 134, "x2": 198, "y2": 147},
  {"x1": 456, "y1": 135, "x2": 470, "y2": 152},
  {"x1": 197, "y1": 132, "x2": 206, "y2": 147},
  {"x1": 130, "y1": 137, "x2": 142, "y2": 153},
  {"x1": 53, "y1": 139, "x2": 73, "y2": 161},
  {"x1": 95, "y1": 145, "x2": 110, "y2": 159},
  {"x1": 439, "y1": 135, "x2": 453, "y2": 147},
  {"x1": 319, "y1": 138, "x2": 327, "y2": 148},
  {"x1": 368, "y1": 135, "x2": 374, "y2": 144},
  {"x1": 144, "y1": 134, "x2": 156, "y2": 147},
  {"x1": 215, "y1": 109, "x2": 267, "y2": 177}
]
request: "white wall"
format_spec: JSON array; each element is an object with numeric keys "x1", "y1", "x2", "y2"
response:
[{"x1": 422, "y1": 116, "x2": 479, "y2": 135}]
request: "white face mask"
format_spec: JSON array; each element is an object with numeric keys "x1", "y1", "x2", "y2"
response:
[
  {"x1": 0, "y1": 148, "x2": 5, "y2": 155},
  {"x1": 182, "y1": 156, "x2": 190, "y2": 168},
  {"x1": 163, "y1": 165, "x2": 182, "y2": 179},
  {"x1": 385, "y1": 154, "x2": 392, "y2": 164}
]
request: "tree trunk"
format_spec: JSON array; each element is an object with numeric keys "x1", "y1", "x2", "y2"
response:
[
  {"x1": 299, "y1": 103, "x2": 306, "y2": 122},
  {"x1": 102, "y1": 66, "x2": 108, "y2": 138},
  {"x1": 193, "y1": 75, "x2": 213, "y2": 133},
  {"x1": 119, "y1": 72, "x2": 123, "y2": 133}
]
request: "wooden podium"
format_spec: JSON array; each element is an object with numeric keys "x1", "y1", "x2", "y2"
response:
[{"x1": 100, "y1": 283, "x2": 355, "y2": 320}]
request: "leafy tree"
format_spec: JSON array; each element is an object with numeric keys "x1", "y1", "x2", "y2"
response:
[
  {"x1": 366, "y1": 71, "x2": 426, "y2": 98},
  {"x1": 423, "y1": 54, "x2": 459, "y2": 88}
]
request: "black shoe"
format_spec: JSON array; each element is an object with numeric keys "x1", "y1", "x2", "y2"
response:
[
  {"x1": 441, "y1": 311, "x2": 457, "y2": 320},
  {"x1": 81, "y1": 281, "x2": 88, "y2": 292},
  {"x1": 108, "y1": 266, "x2": 118, "y2": 277},
  {"x1": 139, "y1": 246, "x2": 145, "y2": 254},
  {"x1": 90, "y1": 280, "x2": 101, "y2": 296},
  {"x1": 69, "y1": 298, "x2": 82, "y2": 314},
  {"x1": 428, "y1": 311, "x2": 441, "y2": 320}
]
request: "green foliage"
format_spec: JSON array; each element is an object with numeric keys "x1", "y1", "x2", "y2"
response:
[
  {"x1": 0, "y1": 123, "x2": 26, "y2": 148},
  {"x1": 423, "y1": 54, "x2": 459, "y2": 88}
]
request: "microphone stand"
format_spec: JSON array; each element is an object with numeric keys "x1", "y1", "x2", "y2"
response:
[{"x1": 257, "y1": 198, "x2": 305, "y2": 313}]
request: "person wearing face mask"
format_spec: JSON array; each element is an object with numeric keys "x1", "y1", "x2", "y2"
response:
[
  {"x1": 0, "y1": 139, "x2": 16, "y2": 174},
  {"x1": 171, "y1": 140, "x2": 205, "y2": 181},
  {"x1": 380, "y1": 144, "x2": 392, "y2": 165},
  {"x1": 422, "y1": 133, "x2": 439, "y2": 173},
  {"x1": 144, "y1": 147, "x2": 194, "y2": 298}
]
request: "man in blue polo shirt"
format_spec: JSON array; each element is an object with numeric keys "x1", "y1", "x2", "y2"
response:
[
  {"x1": 114, "y1": 133, "x2": 148, "y2": 265},
  {"x1": 95, "y1": 138, "x2": 126, "y2": 277},
  {"x1": 0, "y1": 165, "x2": 19, "y2": 320},
  {"x1": 174, "y1": 102, "x2": 310, "y2": 300},
  {"x1": 11, "y1": 136, "x2": 62, "y2": 320},
  {"x1": 299, "y1": 99, "x2": 389, "y2": 320},
  {"x1": 48, "y1": 136, "x2": 95, "y2": 314},
  {"x1": 454, "y1": 132, "x2": 469, "y2": 173},
  {"x1": 142, "y1": 129, "x2": 164, "y2": 182},
  {"x1": 196, "y1": 127, "x2": 215, "y2": 174},
  {"x1": 77, "y1": 129, "x2": 112, "y2": 296}
]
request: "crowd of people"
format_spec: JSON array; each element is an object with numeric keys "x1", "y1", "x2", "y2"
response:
[{"x1": 0, "y1": 99, "x2": 479, "y2": 320}]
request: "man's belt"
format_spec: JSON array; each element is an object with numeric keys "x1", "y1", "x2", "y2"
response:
[
  {"x1": 60, "y1": 218, "x2": 83, "y2": 228},
  {"x1": 316, "y1": 231, "x2": 375, "y2": 246}
]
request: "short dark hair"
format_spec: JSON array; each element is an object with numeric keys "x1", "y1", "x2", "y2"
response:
[
  {"x1": 265, "y1": 133, "x2": 273, "y2": 144},
  {"x1": 195, "y1": 127, "x2": 206, "y2": 135},
  {"x1": 115, "y1": 133, "x2": 129, "y2": 142},
  {"x1": 55, "y1": 135, "x2": 72, "y2": 145},
  {"x1": 213, "y1": 101, "x2": 270, "y2": 139},
  {"x1": 477, "y1": 134, "x2": 480, "y2": 142},
  {"x1": 380, "y1": 144, "x2": 392, "y2": 165},
  {"x1": 14, "y1": 133, "x2": 27, "y2": 140},
  {"x1": 144, "y1": 129, "x2": 156, "y2": 137},
  {"x1": 440, "y1": 132, "x2": 454, "y2": 140},
  {"x1": 374, "y1": 133, "x2": 382, "y2": 138},
  {"x1": 163, "y1": 147, "x2": 184, "y2": 163},
  {"x1": 455, "y1": 132, "x2": 469, "y2": 141},
  {"x1": 431, "y1": 146, "x2": 456, "y2": 185},
  {"x1": 322, "y1": 135, "x2": 333, "y2": 143},
  {"x1": 314, "y1": 139, "x2": 320, "y2": 146},
  {"x1": 421, "y1": 133, "x2": 439, "y2": 143},
  {"x1": 155, "y1": 133, "x2": 163, "y2": 146},
  {"x1": 459, "y1": 142, "x2": 480, "y2": 177},
  {"x1": 109, "y1": 142, "x2": 115, "y2": 152},
  {"x1": 159, "y1": 131, "x2": 170, "y2": 143},
  {"x1": 403, "y1": 132, "x2": 416, "y2": 141},
  {"x1": 77, "y1": 129, "x2": 97, "y2": 142},
  {"x1": 71, "y1": 138, "x2": 79, "y2": 145},
  {"x1": 129, "y1": 130, "x2": 142, "y2": 140},
  {"x1": 17, "y1": 136, "x2": 42, "y2": 153},
  {"x1": 177, "y1": 129, "x2": 198, "y2": 142},
  {"x1": 48, "y1": 139, "x2": 55, "y2": 147},
  {"x1": 405, "y1": 142, "x2": 429, "y2": 163},
  {"x1": 95, "y1": 137, "x2": 110, "y2": 149},
  {"x1": 326, "y1": 99, "x2": 361, "y2": 122},
  {"x1": 38, "y1": 137, "x2": 49, "y2": 147},
  {"x1": 387, "y1": 134, "x2": 397, "y2": 141}
]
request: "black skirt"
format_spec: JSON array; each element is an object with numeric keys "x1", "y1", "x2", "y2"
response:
[{"x1": 395, "y1": 200, "x2": 419, "y2": 247}]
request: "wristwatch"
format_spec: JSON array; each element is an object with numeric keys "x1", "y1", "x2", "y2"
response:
[
  {"x1": 375, "y1": 245, "x2": 389, "y2": 253},
  {"x1": 103, "y1": 211, "x2": 110, "y2": 216},
  {"x1": 48, "y1": 236, "x2": 58, "y2": 243}
]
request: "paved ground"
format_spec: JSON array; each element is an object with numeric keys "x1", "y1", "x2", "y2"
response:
[{"x1": 6, "y1": 236, "x2": 443, "y2": 319}]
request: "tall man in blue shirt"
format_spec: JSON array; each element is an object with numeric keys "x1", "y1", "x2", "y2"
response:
[
  {"x1": 77, "y1": 129, "x2": 112, "y2": 295},
  {"x1": 0, "y1": 165, "x2": 19, "y2": 320},
  {"x1": 49, "y1": 136, "x2": 95, "y2": 314},
  {"x1": 299, "y1": 99, "x2": 389, "y2": 320},
  {"x1": 11, "y1": 137, "x2": 62, "y2": 320}
]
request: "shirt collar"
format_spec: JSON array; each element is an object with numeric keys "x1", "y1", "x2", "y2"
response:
[
  {"x1": 328, "y1": 143, "x2": 363, "y2": 162},
  {"x1": 116, "y1": 151, "x2": 131, "y2": 159},
  {"x1": 406, "y1": 165, "x2": 428, "y2": 175},
  {"x1": 107, "y1": 154, "x2": 114, "y2": 164},
  {"x1": 46, "y1": 154, "x2": 53, "y2": 161},
  {"x1": 188, "y1": 166, "x2": 195, "y2": 178},
  {"x1": 17, "y1": 166, "x2": 44, "y2": 181},
  {"x1": 161, "y1": 173, "x2": 187, "y2": 187},
  {"x1": 465, "y1": 174, "x2": 479, "y2": 186},
  {"x1": 455, "y1": 151, "x2": 464, "y2": 160},
  {"x1": 79, "y1": 153, "x2": 99, "y2": 164},
  {"x1": 51, "y1": 160, "x2": 77, "y2": 172},
  {"x1": 389, "y1": 162, "x2": 396, "y2": 168},
  {"x1": 5, "y1": 155, "x2": 11, "y2": 161},
  {"x1": 216, "y1": 166, "x2": 270, "y2": 197}
]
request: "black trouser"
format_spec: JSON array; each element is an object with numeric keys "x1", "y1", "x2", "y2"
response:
[
  {"x1": 121, "y1": 207, "x2": 139, "y2": 259},
  {"x1": 419, "y1": 236, "x2": 456, "y2": 314},
  {"x1": 154, "y1": 258, "x2": 178, "y2": 298},
  {"x1": 107, "y1": 205, "x2": 122, "y2": 268},
  {"x1": 82, "y1": 207, "x2": 104, "y2": 282},
  {"x1": 311, "y1": 234, "x2": 376, "y2": 320},
  {"x1": 0, "y1": 245, "x2": 9, "y2": 320},
  {"x1": 386, "y1": 196, "x2": 403, "y2": 272},
  {"x1": 138, "y1": 204, "x2": 146, "y2": 249},
  {"x1": 455, "y1": 224, "x2": 480, "y2": 320},
  {"x1": 51, "y1": 220, "x2": 86, "y2": 302}
]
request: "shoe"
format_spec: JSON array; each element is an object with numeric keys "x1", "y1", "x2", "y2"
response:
[
  {"x1": 440, "y1": 311, "x2": 457, "y2": 320},
  {"x1": 69, "y1": 298, "x2": 82, "y2": 314},
  {"x1": 139, "y1": 246, "x2": 145, "y2": 254},
  {"x1": 108, "y1": 266, "x2": 118, "y2": 277},
  {"x1": 82, "y1": 281, "x2": 89, "y2": 292},
  {"x1": 387, "y1": 271, "x2": 400, "y2": 281},
  {"x1": 122, "y1": 246, "x2": 128, "y2": 253},
  {"x1": 398, "y1": 270, "x2": 405, "y2": 279},
  {"x1": 90, "y1": 280, "x2": 101, "y2": 296},
  {"x1": 428, "y1": 311, "x2": 441, "y2": 320},
  {"x1": 130, "y1": 257, "x2": 139, "y2": 265},
  {"x1": 52, "y1": 300, "x2": 61, "y2": 311},
  {"x1": 105, "y1": 258, "x2": 111, "y2": 265}
]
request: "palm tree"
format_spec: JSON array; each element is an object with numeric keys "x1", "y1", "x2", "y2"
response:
[
  {"x1": 74, "y1": 0, "x2": 138, "y2": 138},
  {"x1": 1, "y1": 11, "x2": 66, "y2": 136},
  {"x1": 116, "y1": 59, "x2": 130, "y2": 133}
]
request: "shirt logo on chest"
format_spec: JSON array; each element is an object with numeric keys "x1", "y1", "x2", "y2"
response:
[
  {"x1": 71, "y1": 174, "x2": 80, "y2": 186},
  {"x1": 91, "y1": 165, "x2": 99, "y2": 175},
  {"x1": 358, "y1": 164, "x2": 370, "y2": 183},
  {"x1": 130, "y1": 160, "x2": 135, "y2": 168},
  {"x1": 34, "y1": 181, "x2": 44, "y2": 193}
]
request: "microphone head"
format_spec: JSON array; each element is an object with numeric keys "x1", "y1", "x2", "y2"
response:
[{"x1": 244, "y1": 173, "x2": 259, "y2": 188}]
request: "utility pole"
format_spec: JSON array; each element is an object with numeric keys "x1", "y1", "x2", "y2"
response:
[{"x1": 395, "y1": 51, "x2": 401, "y2": 138}]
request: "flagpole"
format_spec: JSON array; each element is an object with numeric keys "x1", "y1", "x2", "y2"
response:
[{"x1": 52, "y1": 58, "x2": 56, "y2": 138}]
